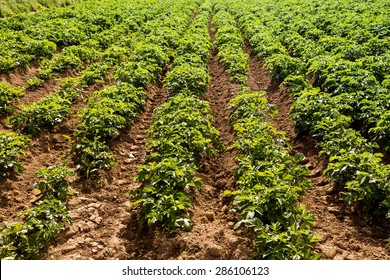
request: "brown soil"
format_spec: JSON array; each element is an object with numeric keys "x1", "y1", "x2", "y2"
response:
[
  {"x1": 0, "y1": 61, "x2": 39, "y2": 87},
  {"x1": 246, "y1": 48, "x2": 390, "y2": 259},
  {"x1": 0, "y1": 81, "x2": 105, "y2": 225}
]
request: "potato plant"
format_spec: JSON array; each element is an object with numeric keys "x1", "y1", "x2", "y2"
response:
[
  {"x1": 0, "y1": 131, "x2": 29, "y2": 178},
  {"x1": 132, "y1": 3, "x2": 217, "y2": 232},
  {"x1": 226, "y1": 89, "x2": 319, "y2": 259},
  {"x1": 0, "y1": 164, "x2": 73, "y2": 260}
]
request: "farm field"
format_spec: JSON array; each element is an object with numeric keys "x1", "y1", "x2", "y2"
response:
[
  {"x1": 0, "y1": 0, "x2": 83, "y2": 18},
  {"x1": 0, "y1": 0, "x2": 389, "y2": 260}
]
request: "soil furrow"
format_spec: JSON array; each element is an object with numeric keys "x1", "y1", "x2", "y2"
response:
[
  {"x1": 0, "y1": 81, "x2": 105, "y2": 227},
  {"x1": 245, "y1": 47, "x2": 390, "y2": 259},
  {"x1": 0, "y1": 61, "x2": 39, "y2": 87},
  {"x1": 46, "y1": 83, "x2": 168, "y2": 259},
  {"x1": 146, "y1": 18, "x2": 255, "y2": 260}
]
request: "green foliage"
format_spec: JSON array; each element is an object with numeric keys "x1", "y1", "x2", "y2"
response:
[
  {"x1": 147, "y1": 94, "x2": 221, "y2": 162},
  {"x1": 0, "y1": 131, "x2": 29, "y2": 178},
  {"x1": 131, "y1": 43, "x2": 169, "y2": 68},
  {"x1": 0, "y1": 199, "x2": 70, "y2": 260},
  {"x1": 225, "y1": 88, "x2": 318, "y2": 259},
  {"x1": 76, "y1": 85, "x2": 145, "y2": 142},
  {"x1": 227, "y1": 90, "x2": 276, "y2": 124},
  {"x1": 115, "y1": 61, "x2": 159, "y2": 88},
  {"x1": 253, "y1": 211, "x2": 320, "y2": 260},
  {"x1": 370, "y1": 111, "x2": 390, "y2": 151},
  {"x1": 132, "y1": 157, "x2": 201, "y2": 231},
  {"x1": 0, "y1": 0, "x2": 81, "y2": 18},
  {"x1": 75, "y1": 83, "x2": 145, "y2": 179},
  {"x1": 80, "y1": 63, "x2": 109, "y2": 86},
  {"x1": 281, "y1": 75, "x2": 310, "y2": 95},
  {"x1": 0, "y1": 82, "x2": 25, "y2": 115},
  {"x1": 213, "y1": 10, "x2": 248, "y2": 84},
  {"x1": 326, "y1": 151, "x2": 390, "y2": 216},
  {"x1": 8, "y1": 94, "x2": 71, "y2": 136},
  {"x1": 164, "y1": 64, "x2": 209, "y2": 95},
  {"x1": 0, "y1": 162, "x2": 73, "y2": 260},
  {"x1": 75, "y1": 138, "x2": 115, "y2": 179},
  {"x1": 176, "y1": 34, "x2": 211, "y2": 62},
  {"x1": 34, "y1": 164, "x2": 74, "y2": 200},
  {"x1": 39, "y1": 45, "x2": 100, "y2": 78},
  {"x1": 265, "y1": 54, "x2": 305, "y2": 82},
  {"x1": 132, "y1": 5, "x2": 218, "y2": 232}
]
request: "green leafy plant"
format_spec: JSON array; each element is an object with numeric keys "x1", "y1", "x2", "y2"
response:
[
  {"x1": 0, "y1": 131, "x2": 29, "y2": 178},
  {"x1": 225, "y1": 88, "x2": 318, "y2": 259},
  {"x1": 34, "y1": 164, "x2": 74, "y2": 200},
  {"x1": 8, "y1": 94, "x2": 71, "y2": 136},
  {"x1": 164, "y1": 64, "x2": 210, "y2": 95},
  {"x1": 132, "y1": 157, "x2": 201, "y2": 231},
  {"x1": 0, "y1": 199, "x2": 70, "y2": 260},
  {"x1": 0, "y1": 82, "x2": 25, "y2": 115}
]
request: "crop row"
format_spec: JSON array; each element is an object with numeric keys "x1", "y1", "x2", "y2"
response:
[
  {"x1": 225, "y1": 89, "x2": 319, "y2": 259},
  {"x1": 0, "y1": 0, "x2": 150, "y2": 73},
  {"x1": 0, "y1": 131, "x2": 29, "y2": 179},
  {"x1": 211, "y1": 4, "x2": 318, "y2": 259},
  {"x1": 212, "y1": 8, "x2": 248, "y2": 84},
  {"x1": 2, "y1": 0, "x2": 168, "y2": 131},
  {"x1": 0, "y1": 0, "x2": 155, "y2": 181},
  {"x1": 0, "y1": 0, "x2": 192, "y2": 182},
  {"x1": 0, "y1": 163, "x2": 73, "y2": 259},
  {"x1": 0, "y1": 82, "x2": 25, "y2": 115},
  {"x1": 131, "y1": 0, "x2": 222, "y2": 232},
  {"x1": 74, "y1": 0, "x2": 198, "y2": 181},
  {"x1": 220, "y1": 0, "x2": 390, "y2": 220}
]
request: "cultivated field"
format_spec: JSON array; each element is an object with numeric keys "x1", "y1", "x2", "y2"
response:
[{"x1": 0, "y1": 0, "x2": 389, "y2": 260}]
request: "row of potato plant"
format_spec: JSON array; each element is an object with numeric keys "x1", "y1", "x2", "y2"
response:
[
  {"x1": 0, "y1": 131, "x2": 29, "y2": 179},
  {"x1": 0, "y1": 82, "x2": 25, "y2": 115},
  {"x1": 210, "y1": 4, "x2": 319, "y2": 259},
  {"x1": 222, "y1": 0, "x2": 390, "y2": 220},
  {"x1": 7, "y1": 62, "x2": 108, "y2": 137},
  {"x1": 4, "y1": 0, "x2": 163, "y2": 137},
  {"x1": 228, "y1": 0, "x2": 390, "y2": 151},
  {"x1": 131, "y1": 1, "x2": 221, "y2": 232},
  {"x1": 74, "y1": 0, "x2": 198, "y2": 181},
  {"x1": 212, "y1": 8, "x2": 248, "y2": 84},
  {"x1": 225, "y1": 89, "x2": 319, "y2": 259},
  {"x1": 0, "y1": 163, "x2": 73, "y2": 259}
]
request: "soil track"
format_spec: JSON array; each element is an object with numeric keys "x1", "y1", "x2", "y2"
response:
[{"x1": 245, "y1": 47, "x2": 390, "y2": 259}]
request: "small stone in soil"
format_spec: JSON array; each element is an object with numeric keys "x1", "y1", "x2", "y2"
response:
[
  {"x1": 205, "y1": 212, "x2": 214, "y2": 221},
  {"x1": 117, "y1": 179, "x2": 128, "y2": 186},
  {"x1": 124, "y1": 158, "x2": 135, "y2": 164},
  {"x1": 208, "y1": 245, "x2": 223, "y2": 258}
]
